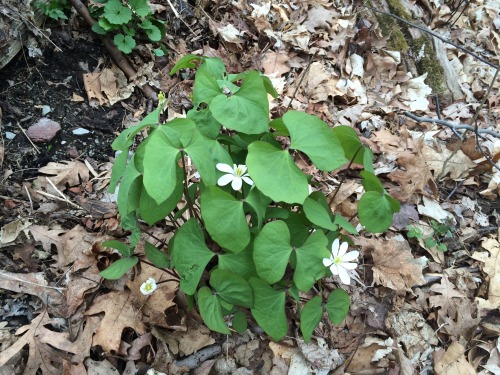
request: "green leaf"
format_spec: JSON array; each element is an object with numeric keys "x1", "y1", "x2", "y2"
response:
[
  {"x1": 117, "y1": 156, "x2": 142, "y2": 217},
  {"x1": 332, "y1": 126, "x2": 364, "y2": 165},
  {"x1": 210, "y1": 71, "x2": 269, "y2": 134},
  {"x1": 91, "y1": 23, "x2": 107, "y2": 35},
  {"x1": 143, "y1": 23, "x2": 162, "y2": 41},
  {"x1": 437, "y1": 243, "x2": 447, "y2": 252},
  {"x1": 184, "y1": 130, "x2": 222, "y2": 186},
  {"x1": 363, "y1": 148, "x2": 375, "y2": 174},
  {"x1": 193, "y1": 58, "x2": 226, "y2": 105},
  {"x1": 269, "y1": 118, "x2": 289, "y2": 137},
  {"x1": 246, "y1": 141, "x2": 309, "y2": 204},
  {"x1": 144, "y1": 241, "x2": 169, "y2": 268},
  {"x1": 139, "y1": 166, "x2": 183, "y2": 225},
  {"x1": 283, "y1": 111, "x2": 347, "y2": 171},
  {"x1": 114, "y1": 34, "x2": 136, "y2": 53},
  {"x1": 294, "y1": 230, "x2": 329, "y2": 291},
  {"x1": 218, "y1": 244, "x2": 257, "y2": 279},
  {"x1": 120, "y1": 213, "x2": 141, "y2": 247},
  {"x1": 104, "y1": 0, "x2": 132, "y2": 24},
  {"x1": 210, "y1": 269, "x2": 253, "y2": 308},
  {"x1": 325, "y1": 289, "x2": 350, "y2": 325},
  {"x1": 171, "y1": 219, "x2": 215, "y2": 295},
  {"x1": 244, "y1": 187, "x2": 271, "y2": 229},
  {"x1": 129, "y1": 0, "x2": 150, "y2": 17},
  {"x1": 102, "y1": 240, "x2": 133, "y2": 257},
  {"x1": 333, "y1": 214, "x2": 358, "y2": 235},
  {"x1": 111, "y1": 105, "x2": 163, "y2": 151},
  {"x1": 250, "y1": 278, "x2": 288, "y2": 341},
  {"x1": 201, "y1": 186, "x2": 250, "y2": 253},
  {"x1": 358, "y1": 191, "x2": 394, "y2": 233},
  {"x1": 300, "y1": 296, "x2": 323, "y2": 343},
  {"x1": 142, "y1": 130, "x2": 180, "y2": 204},
  {"x1": 170, "y1": 54, "x2": 203, "y2": 75},
  {"x1": 197, "y1": 287, "x2": 231, "y2": 334},
  {"x1": 253, "y1": 221, "x2": 292, "y2": 284},
  {"x1": 100, "y1": 257, "x2": 138, "y2": 280},
  {"x1": 232, "y1": 310, "x2": 248, "y2": 333},
  {"x1": 154, "y1": 48, "x2": 165, "y2": 57},
  {"x1": 303, "y1": 197, "x2": 337, "y2": 231},
  {"x1": 425, "y1": 237, "x2": 437, "y2": 248},
  {"x1": 109, "y1": 150, "x2": 129, "y2": 193},
  {"x1": 187, "y1": 107, "x2": 222, "y2": 139},
  {"x1": 360, "y1": 171, "x2": 384, "y2": 193}
]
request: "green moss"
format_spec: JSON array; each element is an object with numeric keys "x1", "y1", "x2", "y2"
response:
[
  {"x1": 376, "y1": 14, "x2": 409, "y2": 52},
  {"x1": 386, "y1": 0, "x2": 412, "y2": 21},
  {"x1": 409, "y1": 36, "x2": 446, "y2": 93}
]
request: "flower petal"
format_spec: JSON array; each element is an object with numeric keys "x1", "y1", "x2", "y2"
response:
[
  {"x1": 331, "y1": 239, "x2": 340, "y2": 255},
  {"x1": 323, "y1": 257, "x2": 334, "y2": 267},
  {"x1": 342, "y1": 262, "x2": 358, "y2": 270},
  {"x1": 231, "y1": 176, "x2": 243, "y2": 191},
  {"x1": 216, "y1": 163, "x2": 235, "y2": 174},
  {"x1": 217, "y1": 174, "x2": 234, "y2": 186},
  {"x1": 329, "y1": 264, "x2": 339, "y2": 276},
  {"x1": 242, "y1": 176, "x2": 254, "y2": 186},
  {"x1": 237, "y1": 164, "x2": 248, "y2": 174},
  {"x1": 342, "y1": 250, "x2": 359, "y2": 262},
  {"x1": 337, "y1": 266, "x2": 351, "y2": 285},
  {"x1": 338, "y1": 241, "x2": 349, "y2": 257}
]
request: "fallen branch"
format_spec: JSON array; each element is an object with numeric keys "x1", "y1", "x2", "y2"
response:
[
  {"x1": 68, "y1": 0, "x2": 157, "y2": 101},
  {"x1": 403, "y1": 112, "x2": 500, "y2": 139}
]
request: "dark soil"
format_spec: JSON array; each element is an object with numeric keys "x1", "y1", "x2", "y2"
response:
[{"x1": 0, "y1": 28, "x2": 128, "y2": 184}]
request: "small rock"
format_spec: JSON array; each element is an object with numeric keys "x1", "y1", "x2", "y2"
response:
[
  {"x1": 5, "y1": 131, "x2": 16, "y2": 139},
  {"x1": 72, "y1": 127, "x2": 90, "y2": 135},
  {"x1": 26, "y1": 118, "x2": 61, "y2": 142}
]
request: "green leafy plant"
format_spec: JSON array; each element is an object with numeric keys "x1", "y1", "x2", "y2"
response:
[
  {"x1": 407, "y1": 219, "x2": 455, "y2": 252},
  {"x1": 89, "y1": 0, "x2": 166, "y2": 54},
  {"x1": 101, "y1": 55, "x2": 400, "y2": 341},
  {"x1": 35, "y1": 0, "x2": 71, "y2": 20}
]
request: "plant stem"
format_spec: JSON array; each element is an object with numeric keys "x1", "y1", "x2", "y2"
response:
[
  {"x1": 180, "y1": 151, "x2": 200, "y2": 221},
  {"x1": 140, "y1": 258, "x2": 180, "y2": 280},
  {"x1": 328, "y1": 144, "x2": 364, "y2": 207}
]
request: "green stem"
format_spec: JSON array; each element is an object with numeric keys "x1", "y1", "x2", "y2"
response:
[
  {"x1": 139, "y1": 258, "x2": 180, "y2": 280},
  {"x1": 180, "y1": 151, "x2": 200, "y2": 222}
]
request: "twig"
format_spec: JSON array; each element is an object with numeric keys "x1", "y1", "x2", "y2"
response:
[
  {"x1": 287, "y1": 51, "x2": 318, "y2": 111},
  {"x1": 328, "y1": 144, "x2": 364, "y2": 207},
  {"x1": 473, "y1": 68, "x2": 500, "y2": 173},
  {"x1": 24, "y1": 185, "x2": 34, "y2": 214},
  {"x1": 364, "y1": 5, "x2": 499, "y2": 70},
  {"x1": 403, "y1": 112, "x2": 500, "y2": 139},
  {"x1": 34, "y1": 189, "x2": 81, "y2": 209},
  {"x1": 16, "y1": 122, "x2": 40, "y2": 154}
]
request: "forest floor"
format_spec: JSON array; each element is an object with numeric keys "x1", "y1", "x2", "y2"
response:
[{"x1": 0, "y1": 0, "x2": 500, "y2": 374}]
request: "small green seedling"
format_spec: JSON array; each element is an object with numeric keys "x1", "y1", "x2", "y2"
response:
[
  {"x1": 407, "y1": 219, "x2": 455, "y2": 252},
  {"x1": 89, "y1": 0, "x2": 166, "y2": 54}
]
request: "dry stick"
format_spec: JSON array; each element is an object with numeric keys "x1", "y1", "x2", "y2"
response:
[
  {"x1": 286, "y1": 51, "x2": 318, "y2": 111},
  {"x1": 364, "y1": 5, "x2": 499, "y2": 70},
  {"x1": 403, "y1": 112, "x2": 500, "y2": 139},
  {"x1": 68, "y1": 0, "x2": 157, "y2": 100}
]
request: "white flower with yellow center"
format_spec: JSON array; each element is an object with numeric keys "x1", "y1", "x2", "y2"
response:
[
  {"x1": 216, "y1": 163, "x2": 253, "y2": 191},
  {"x1": 323, "y1": 239, "x2": 359, "y2": 285},
  {"x1": 140, "y1": 278, "x2": 157, "y2": 295}
]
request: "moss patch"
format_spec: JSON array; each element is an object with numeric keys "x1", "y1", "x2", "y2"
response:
[{"x1": 409, "y1": 36, "x2": 445, "y2": 93}]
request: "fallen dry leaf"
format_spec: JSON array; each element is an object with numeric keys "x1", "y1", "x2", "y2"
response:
[
  {"x1": 421, "y1": 144, "x2": 475, "y2": 180},
  {"x1": 357, "y1": 237, "x2": 426, "y2": 292},
  {"x1": 472, "y1": 236, "x2": 500, "y2": 314},
  {"x1": 433, "y1": 341, "x2": 476, "y2": 375},
  {"x1": 429, "y1": 273, "x2": 465, "y2": 318},
  {"x1": 85, "y1": 290, "x2": 146, "y2": 354},
  {"x1": 38, "y1": 160, "x2": 90, "y2": 189}
]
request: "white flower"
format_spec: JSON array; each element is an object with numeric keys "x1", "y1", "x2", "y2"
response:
[
  {"x1": 140, "y1": 278, "x2": 157, "y2": 295},
  {"x1": 216, "y1": 163, "x2": 253, "y2": 191},
  {"x1": 323, "y1": 239, "x2": 359, "y2": 285}
]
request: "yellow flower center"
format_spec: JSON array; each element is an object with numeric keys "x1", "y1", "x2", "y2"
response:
[
  {"x1": 333, "y1": 255, "x2": 342, "y2": 265},
  {"x1": 235, "y1": 167, "x2": 244, "y2": 177},
  {"x1": 144, "y1": 283, "x2": 153, "y2": 291}
]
